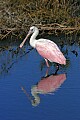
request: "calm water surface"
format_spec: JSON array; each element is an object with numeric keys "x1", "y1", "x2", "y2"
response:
[{"x1": 0, "y1": 35, "x2": 80, "y2": 120}]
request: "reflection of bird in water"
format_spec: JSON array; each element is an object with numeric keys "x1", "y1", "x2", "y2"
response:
[
  {"x1": 21, "y1": 73, "x2": 66, "y2": 106},
  {"x1": 20, "y1": 26, "x2": 66, "y2": 67}
]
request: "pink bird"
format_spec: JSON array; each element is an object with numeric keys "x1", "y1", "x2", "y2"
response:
[{"x1": 20, "y1": 26, "x2": 66, "y2": 67}]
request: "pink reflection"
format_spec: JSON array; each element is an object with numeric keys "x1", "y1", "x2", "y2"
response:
[{"x1": 31, "y1": 73, "x2": 66, "y2": 106}]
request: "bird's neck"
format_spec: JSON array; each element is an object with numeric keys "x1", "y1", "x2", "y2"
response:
[
  {"x1": 31, "y1": 86, "x2": 40, "y2": 106},
  {"x1": 30, "y1": 29, "x2": 39, "y2": 48}
]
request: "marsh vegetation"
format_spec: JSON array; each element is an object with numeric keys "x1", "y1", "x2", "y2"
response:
[{"x1": 0, "y1": 0, "x2": 80, "y2": 40}]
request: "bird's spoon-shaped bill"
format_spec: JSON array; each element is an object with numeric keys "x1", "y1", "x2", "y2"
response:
[{"x1": 20, "y1": 31, "x2": 31, "y2": 48}]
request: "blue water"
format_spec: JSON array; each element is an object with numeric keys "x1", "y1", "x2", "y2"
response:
[{"x1": 0, "y1": 36, "x2": 80, "y2": 120}]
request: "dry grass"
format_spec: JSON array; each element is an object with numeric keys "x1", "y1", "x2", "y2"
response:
[{"x1": 0, "y1": 0, "x2": 80, "y2": 39}]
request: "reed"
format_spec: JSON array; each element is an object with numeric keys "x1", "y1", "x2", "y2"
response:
[{"x1": 0, "y1": 0, "x2": 80, "y2": 39}]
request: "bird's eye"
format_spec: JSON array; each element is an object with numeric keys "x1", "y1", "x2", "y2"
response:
[{"x1": 31, "y1": 29, "x2": 33, "y2": 32}]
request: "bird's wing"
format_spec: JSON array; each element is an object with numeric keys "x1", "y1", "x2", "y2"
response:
[{"x1": 36, "y1": 39, "x2": 66, "y2": 65}]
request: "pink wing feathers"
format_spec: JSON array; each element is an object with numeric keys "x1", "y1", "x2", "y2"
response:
[{"x1": 36, "y1": 39, "x2": 66, "y2": 65}]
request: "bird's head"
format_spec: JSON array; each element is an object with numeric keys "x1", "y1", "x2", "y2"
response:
[
  {"x1": 29, "y1": 26, "x2": 39, "y2": 36},
  {"x1": 20, "y1": 26, "x2": 39, "y2": 48}
]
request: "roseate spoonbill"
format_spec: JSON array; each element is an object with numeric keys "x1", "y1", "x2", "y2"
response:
[{"x1": 20, "y1": 26, "x2": 66, "y2": 67}]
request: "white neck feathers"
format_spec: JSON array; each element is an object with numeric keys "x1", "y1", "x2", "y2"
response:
[{"x1": 30, "y1": 28, "x2": 39, "y2": 48}]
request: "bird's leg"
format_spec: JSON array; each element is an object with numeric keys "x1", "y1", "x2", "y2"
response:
[
  {"x1": 44, "y1": 58, "x2": 50, "y2": 67},
  {"x1": 55, "y1": 63, "x2": 60, "y2": 74},
  {"x1": 45, "y1": 68, "x2": 50, "y2": 77}
]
